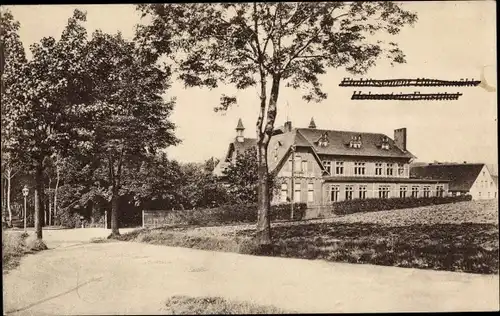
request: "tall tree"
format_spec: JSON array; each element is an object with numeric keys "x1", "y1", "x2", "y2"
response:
[
  {"x1": 1, "y1": 10, "x2": 27, "y2": 225},
  {"x1": 2, "y1": 10, "x2": 92, "y2": 239},
  {"x1": 136, "y1": 2, "x2": 418, "y2": 244},
  {"x1": 85, "y1": 30, "x2": 179, "y2": 237}
]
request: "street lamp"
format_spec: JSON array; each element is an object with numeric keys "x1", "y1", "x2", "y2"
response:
[{"x1": 22, "y1": 185, "x2": 29, "y2": 232}]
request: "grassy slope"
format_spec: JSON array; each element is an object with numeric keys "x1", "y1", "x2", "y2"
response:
[
  {"x1": 2, "y1": 231, "x2": 48, "y2": 273},
  {"x1": 117, "y1": 200, "x2": 499, "y2": 274},
  {"x1": 162, "y1": 295, "x2": 287, "y2": 314}
]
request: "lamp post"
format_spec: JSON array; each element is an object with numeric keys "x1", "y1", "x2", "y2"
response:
[{"x1": 22, "y1": 185, "x2": 29, "y2": 232}]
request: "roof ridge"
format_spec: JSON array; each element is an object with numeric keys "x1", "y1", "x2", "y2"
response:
[{"x1": 297, "y1": 127, "x2": 387, "y2": 136}]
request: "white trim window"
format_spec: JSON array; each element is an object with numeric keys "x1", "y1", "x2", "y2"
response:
[
  {"x1": 378, "y1": 185, "x2": 390, "y2": 199},
  {"x1": 354, "y1": 162, "x2": 366, "y2": 175},
  {"x1": 398, "y1": 163, "x2": 404, "y2": 176},
  {"x1": 294, "y1": 183, "x2": 301, "y2": 202},
  {"x1": 375, "y1": 163, "x2": 383, "y2": 176},
  {"x1": 330, "y1": 185, "x2": 340, "y2": 202},
  {"x1": 359, "y1": 185, "x2": 367, "y2": 199},
  {"x1": 411, "y1": 186, "x2": 419, "y2": 198},
  {"x1": 307, "y1": 183, "x2": 314, "y2": 202},
  {"x1": 345, "y1": 185, "x2": 354, "y2": 200},
  {"x1": 323, "y1": 160, "x2": 332, "y2": 174},
  {"x1": 335, "y1": 162, "x2": 344, "y2": 175},
  {"x1": 436, "y1": 185, "x2": 444, "y2": 197},
  {"x1": 399, "y1": 186, "x2": 407, "y2": 198},
  {"x1": 423, "y1": 186, "x2": 430, "y2": 198},
  {"x1": 386, "y1": 163, "x2": 394, "y2": 176}
]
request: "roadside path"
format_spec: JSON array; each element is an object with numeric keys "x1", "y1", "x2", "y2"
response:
[{"x1": 3, "y1": 228, "x2": 499, "y2": 314}]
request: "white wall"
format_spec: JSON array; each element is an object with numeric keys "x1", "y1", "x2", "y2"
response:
[{"x1": 469, "y1": 165, "x2": 498, "y2": 200}]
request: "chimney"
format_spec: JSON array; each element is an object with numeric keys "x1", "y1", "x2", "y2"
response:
[
  {"x1": 394, "y1": 128, "x2": 407, "y2": 152},
  {"x1": 235, "y1": 118, "x2": 245, "y2": 142},
  {"x1": 284, "y1": 120, "x2": 292, "y2": 133}
]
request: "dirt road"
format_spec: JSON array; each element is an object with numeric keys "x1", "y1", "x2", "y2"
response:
[{"x1": 3, "y1": 228, "x2": 499, "y2": 314}]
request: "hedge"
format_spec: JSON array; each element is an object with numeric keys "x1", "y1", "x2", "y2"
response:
[
  {"x1": 329, "y1": 194, "x2": 473, "y2": 216},
  {"x1": 143, "y1": 202, "x2": 307, "y2": 228}
]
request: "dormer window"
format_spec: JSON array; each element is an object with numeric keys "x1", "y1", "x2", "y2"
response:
[
  {"x1": 317, "y1": 132, "x2": 329, "y2": 147},
  {"x1": 349, "y1": 135, "x2": 362, "y2": 148},
  {"x1": 381, "y1": 136, "x2": 390, "y2": 150}
]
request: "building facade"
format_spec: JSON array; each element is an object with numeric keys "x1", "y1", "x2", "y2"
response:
[
  {"x1": 411, "y1": 163, "x2": 497, "y2": 200},
  {"x1": 214, "y1": 119, "x2": 450, "y2": 213}
]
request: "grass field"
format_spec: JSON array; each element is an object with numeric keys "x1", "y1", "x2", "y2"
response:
[{"x1": 117, "y1": 200, "x2": 499, "y2": 274}]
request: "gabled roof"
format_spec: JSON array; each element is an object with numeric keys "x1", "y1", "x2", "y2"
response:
[
  {"x1": 225, "y1": 138, "x2": 257, "y2": 162},
  {"x1": 410, "y1": 163, "x2": 485, "y2": 191},
  {"x1": 267, "y1": 129, "x2": 327, "y2": 174},
  {"x1": 297, "y1": 128, "x2": 415, "y2": 159}
]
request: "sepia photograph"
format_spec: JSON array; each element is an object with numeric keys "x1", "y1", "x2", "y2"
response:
[{"x1": 1, "y1": 1, "x2": 498, "y2": 314}]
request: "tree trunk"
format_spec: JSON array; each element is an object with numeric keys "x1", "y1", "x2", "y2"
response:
[
  {"x1": 255, "y1": 76, "x2": 281, "y2": 245},
  {"x1": 256, "y1": 146, "x2": 271, "y2": 245},
  {"x1": 109, "y1": 188, "x2": 120, "y2": 237},
  {"x1": 47, "y1": 177, "x2": 52, "y2": 226},
  {"x1": 34, "y1": 164, "x2": 44, "y2": 239},
  {"x1": 54, "y1": 165, "x2": 60, "y2": 222},
  {"x1": 6, "y1": 168, "x2": 12, "y2": 224}
]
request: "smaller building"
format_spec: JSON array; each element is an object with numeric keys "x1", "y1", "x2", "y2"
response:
[{"x1": 410, "y1": 163, "x2": 497, "y2": 200}]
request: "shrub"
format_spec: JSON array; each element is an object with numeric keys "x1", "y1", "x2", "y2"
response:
[
  {"x1": 143, "y1": 203, "x2": 307, "y2": 228},
  {"x1": 55, "y1": 211, "x2": 83, "y2": 228},
  {"x1": 329, "y1": 195, "x2": 472, "y2": 216}
]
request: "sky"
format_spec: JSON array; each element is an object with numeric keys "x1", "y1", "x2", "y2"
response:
[{"x1": 4, "y1": 1, "x2": 498, "y2": 167}]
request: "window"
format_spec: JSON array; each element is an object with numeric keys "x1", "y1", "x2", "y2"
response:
[
  {"x1": 307, "y1": 183, "x2": 314, "y2": 202},
  {"x1": 359, "y1": 185, "x2": 367, "y2": 199},
  {"x1": 294, "y1": 155, "x2": 301, "y2": 172},
  {"x1": 436, "y1": 185, "x2": 444, "y2": 197},
  {"x1": 398, "y1": 164, "x2": 404, "y2": 176},
  {"x1": 345, "y1": 185, "x2": 353, "y2": 200},
  {"x1": 423, "y1": 186, "x2": 430, "y2": 198},
  {"x1": 375, "y1": 163, "x2": 383, "y2": 175},
  {"x1": 330, "y1": 185, "x2": 340, "y2": 202},
  {"x1": 280, "y1": 183, "x2": 288, "y2": 202},
  {"x1": 378, "y1": 186, "x2": 390, "y2": 199},
  {"x1": 302, "y1": 160, "x2": 308, "y2": 173},
  {"x1": 411, "y1": 186, "x2": 419, "y2": 198},
  {"x1": 488, "y1": 192, "x2": 490, "y2": 198},
  {"x1": 400, "y1": 186, "x2": 407, "y2": 198},
  {"x1": 335, "y1": 162, "x2": 344, "y2": 175},
  {"x1": 495, "y1": 192, "x2": 497, "y2": 198},
  {"x1": 479, "y1": 192, "x2": 481, "y2": 197},
  {"x1": 323, "y1": 161, "x2": 332, "y2": 174},
  {"x1": 386, "y1": 163, "x2": 393, "y2": 176},
  {"x1": 354, "y1": 162, "x2": 366, "y2": 175},
  {"x1": 294, "y1": 183, "x2": 301, "y2": 202}
]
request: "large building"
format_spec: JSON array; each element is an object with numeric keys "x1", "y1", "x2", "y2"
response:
[
  {"x1": 214, "y1": 119, "x2": 450, "y2": 213},
  {"x1": 410, "y1": 163, "x2": 497, "y2": 200}
]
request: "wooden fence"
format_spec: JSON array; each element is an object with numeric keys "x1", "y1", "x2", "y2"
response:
[{"x1": 142, "y1": 210, "x2": 172, "y2": 229}]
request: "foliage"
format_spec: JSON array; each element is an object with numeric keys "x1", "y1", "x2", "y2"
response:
[
  {"x1": 137, "y1": 2, "x2": 418, "y2": 243},
  {"x1": 222, "y1": 147, "x2": 279, "y2": 204},
  {"x1": 327, "y1": 195, "x2": 473, "y2": 216},
  {"x1": 143, "y1": 202, "x2": 307, "y2": 228},
  {"x1": 178, "y1": 162, "x2": 230, "y2": 209}
]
